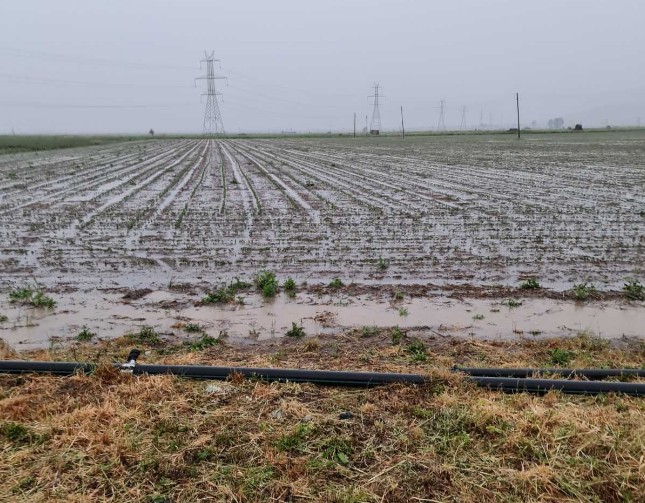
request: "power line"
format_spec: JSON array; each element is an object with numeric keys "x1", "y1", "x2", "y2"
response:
[
  {"x1": 0, "y1": 101, "x2": 192, "y2": 109},
  {"x1": 0, "y1": 47, "x2": 195, "y2": 71},
  {"x1": 196, "y1": 51, "x2": 226, "y2": 136},
  {"x1": 0, "y1": 73, "x2": 192, "y2": 89}
]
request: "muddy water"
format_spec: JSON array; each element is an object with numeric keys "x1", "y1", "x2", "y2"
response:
[{"x1": 0, "y1": 290, "x2": 643, "y2": 349}]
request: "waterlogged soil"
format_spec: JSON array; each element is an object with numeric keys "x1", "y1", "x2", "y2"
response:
[
  {"x1": 1, "y1": 133, "x2": 644, "y2": 348},
  {"x1": 1, "y1": 132, "x2": 644, "y2": 293},
  {"x1": 1, "y1": 287, "x2": 643, "y2": 349}
]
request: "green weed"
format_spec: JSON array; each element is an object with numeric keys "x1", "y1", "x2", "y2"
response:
[
  {"x1": 203, "y1": 278, "x2": 251, "y2": 304},
  {"x1": 623, "y1": 280, "x2": 644, "y2": 301},
  {"x1": 377, "y1": 257, "x2": 390, "y2": 271},
  {"x1": 255, "y1": 270, "x2": 278, "y2": 298},
  {"x1": 520, "y1": 277, "x2": 540, "y2": 289},
  {"x1": 276, "y1": 423, "x2": 312, "y2": 452},
  {"x1": 9, "y1": 287, "x2": 56, "y2": 309},
  {"x1": 549, "y1": 348, "x2": 574, "y2": 366},
  {"x1": 126, "y1": 325, "x2": 159, "y2": 344},
  {"x1": 361, "y1": 326, "x2": 378, "y2": 337},
  {"x1": 285, "y1": 322, "x2": 305, "y2": 338},
  {"x1": 405, "y1": 339, "x2": 427, "y2": 362},
  {"x1": 283, "y1": 277, "x2": 296, "y2": 297},
  {"x1": 183, "y1": 323, "x2": 203, "y2": 333},
  {"x1": 328, "y1": 278, "x2": 344, "y2": 289},
  {"x1": 572, "y1": 283, "x2": 599, "y2": 301},
  {"x1": 390, "y1": 326, "x2": 405, "y2": 345},
  {"x1": 188, "y1": 334, "x2": 219, "y2": 351},
  {"x1": 75, "y1": 325, "x2": 95, "y2": 341}
]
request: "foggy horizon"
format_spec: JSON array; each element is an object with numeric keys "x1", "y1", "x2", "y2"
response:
[{"x1": 1, "y1": 0, "x2": 644, "y2": 134}]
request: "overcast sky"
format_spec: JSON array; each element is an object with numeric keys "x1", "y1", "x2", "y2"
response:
[{"x1": 1, "y1": 0, "x2": 644, "y2": 134}]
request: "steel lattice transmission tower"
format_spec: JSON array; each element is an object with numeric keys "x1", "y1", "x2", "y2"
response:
[
  {"x1": 196, "y1": 51, "x2": 226, "y2": 136},
  {"x1": 368, "y1": 83, "x2": 383, "y2": 134},
  {"x1": 459, "y1": 106, "x2": 467, "y2": 130},
  {"x1": 437, "y1": 99, "x2": 446, "y2": 130}
]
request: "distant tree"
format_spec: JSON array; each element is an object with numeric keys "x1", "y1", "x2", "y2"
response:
[
  {"x1": 548, "y1": 117, "x2": 564, "y2": 129},
  {"x1": 149, "y1": 129, "x2": 155, "y2": 136},
  {"x1": 574, "y1": 124, "x2": 583, "y2": 131}
]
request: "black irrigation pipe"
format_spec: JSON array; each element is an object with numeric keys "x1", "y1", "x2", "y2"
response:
[
  {"x1": 0, "y1": 360, "x2": 95, "y2": 376},
  {"x1": 468, "y1": 377, "x2": 645, "y2": 396},
  {"x1": 1, "y1": 357, "x2": 644, "y2": 396},
  {"x1": 454, "y1": 367, "x2": 645, "y2": 380},
  {"x1": 0, "y1": 359, "x2": 424, "y2": 387}
]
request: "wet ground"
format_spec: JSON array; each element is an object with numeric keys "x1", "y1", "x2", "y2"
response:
[
  {"x1": 1, "y1": 132, "x2": 643, "y2": 348},
  {"x1": 1, "y1": 288, "x2": 643, "y2": 349}
]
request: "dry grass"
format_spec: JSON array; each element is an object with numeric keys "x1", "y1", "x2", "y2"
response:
[{"x1": 1, "y1": 331, "x2": 644, "y2": 502}]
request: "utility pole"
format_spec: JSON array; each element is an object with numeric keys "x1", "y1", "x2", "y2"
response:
[
  {"x1": 459, "y1": 106, "x2": 467, "y2": 130},
  {"x1": 400, "y1": 106, "x2": 405, "y2": 138},
  {"x1": 368, "y1": 83, "x2": 383, "y2": 134},
  {"x1": 516, "y1": 92, "x2": 521, "y2": 139},
  {"x1": 437, "y1": 99, "x2": 446, "y2": 130},
  {"x1": 196, "y1": 50, "x2": 226, "y2": 136},
  {"x1": 353, "y1": 113, "x2": 356, "y2": 137}
]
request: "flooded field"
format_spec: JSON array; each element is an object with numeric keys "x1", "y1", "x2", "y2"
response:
[
  {"x1": 1, "y1": 132, "x2": 644, "y2": 345},
  {"x1": 2, "y1": 288, "x2": 644, "y2": 349}
]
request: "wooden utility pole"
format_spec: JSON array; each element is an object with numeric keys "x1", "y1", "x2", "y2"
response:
[
  {"x1": 353, "y1": 113, "x2": 356, "y2": 138},
  {"x1": 400, "y1": 106, "x2": 405, "y2": 138},
  {"x1": 516, "y1": 92, "x2": 521, "y2": 139}
]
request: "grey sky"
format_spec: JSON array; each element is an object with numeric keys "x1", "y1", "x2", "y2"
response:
[{"x1": 1, "y1": 0, "x2": 644, "y2": 134}]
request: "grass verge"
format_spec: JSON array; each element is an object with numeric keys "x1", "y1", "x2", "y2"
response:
[{"x1": 0, "y1": 332, "x2": 643, "y2": 502}]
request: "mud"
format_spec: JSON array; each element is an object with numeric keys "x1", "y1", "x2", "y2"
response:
[
  {"x1": 1, "y1": 133, "x2": 644, "y2": 348},
  {"x1": 1, "y1": 288, "x2": 643, "y2": 349}
]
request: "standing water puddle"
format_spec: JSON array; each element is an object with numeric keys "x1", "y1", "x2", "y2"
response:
[{"x1": 0, "y1": 291, "x2": 643, "y2": 349}]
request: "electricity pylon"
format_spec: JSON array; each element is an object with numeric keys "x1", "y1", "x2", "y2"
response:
[
  {"x1": 196, "y1": 51, "x2": 226, "y2": 135},
  {"x1": 437, "y1": 99, "x2": 446, "y2": 130},
  {"x1": 459, "y1": 106, "x2": 467, "y2": 130},
  {"x1": 368, "y1": 83, "x2": 383, "y2": 133}
]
